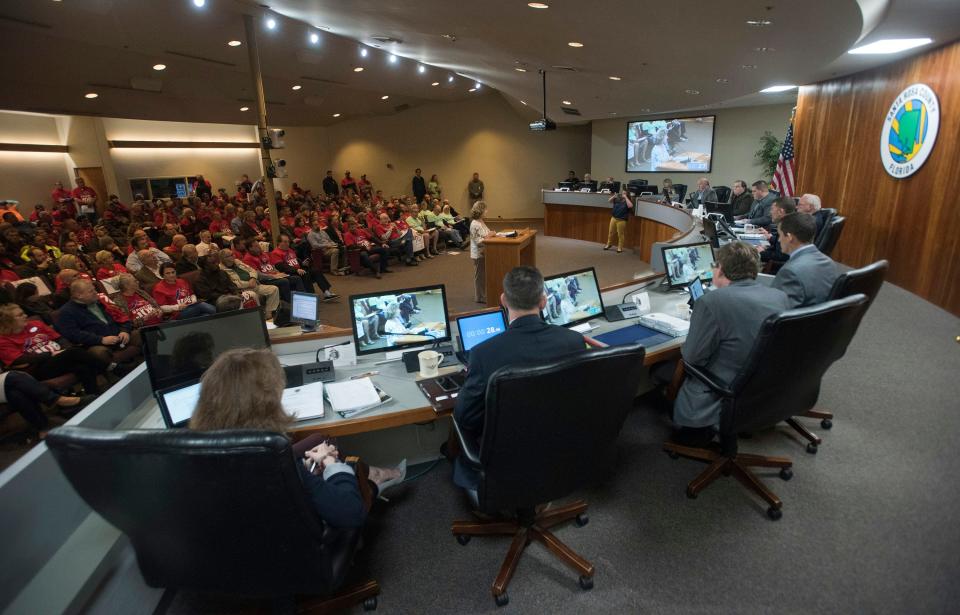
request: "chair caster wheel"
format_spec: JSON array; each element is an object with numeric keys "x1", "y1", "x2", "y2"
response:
[
  {"x1": 806, "y1": 443, "x2": 818, "y2": 454},
  {"x1": 579, "y1": 575, "x2": 594, "y2": 590},
  {"x1": 779, "y1": 468, "x2": 793, "y2": 481},
  {"x1": 667, "y1": 450, "x2": 679, "y2": 459},
  {"x1": 495, "y1": 592, "x2": 509, "y2": 607},
  {"x1": 821, "y1": 419, "x2": 833, "y2": 430},
  {"x1": 362, "y1": 596, "x2": 378, "y2": 611},
  {"x1": 456, "y1": 534, "x2": 471, "y2": 546},
  {"x1": 767, "y1": 506, "x2": 783, "y2": 520},
  {"x1": 686, "y1": 487, "x2": 698, "y2": 499},
  {"x1": 575, "y1": 514, "x2": 589, "y2": 527}
]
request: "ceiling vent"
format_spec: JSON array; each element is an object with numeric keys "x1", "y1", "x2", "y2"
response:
[
  {"x1": 371, "y1": 36, "x2": 403, "y2": 44},
  {"x1": 165, "y1": 50, "x2": 236, "y2": 67},
  {"x1": 561, "y1": 107, "x2": 581, "y2": 116}
]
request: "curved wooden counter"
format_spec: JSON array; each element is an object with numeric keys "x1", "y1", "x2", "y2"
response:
[{"x1": 542, "y1": 190, "x2": 698, "y2": 266}]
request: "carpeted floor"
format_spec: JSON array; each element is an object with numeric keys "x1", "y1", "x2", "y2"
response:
[{"x1": 164, "y1": 246, "x2": 960, "y2": 613}]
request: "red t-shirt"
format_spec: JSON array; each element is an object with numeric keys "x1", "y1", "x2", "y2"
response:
[
  {"x1": 344, "y1": 229, "x2": 373, "y2": 250},
  {"x1": 72, "y1": 186, "x2": 97, "y2": 203},
  {"x1": 96, "y1": 263, "x2": 128, "y2": 280},
  {"x1": 268, "y1": 247, "x2": 300, "y2": 270},
  {"x1": 152, "y1": 279, "x2": 198, "y2": 318},
  {"x1": 242, "y1": 252, "x2": 278, "y2": 275},
  {"x1": 373, "y1": 221, "x2": 401, "y2": 241},
  {"x1": 0, "y1": 321, "x2": 62, "y2": 367},
  {"x1": 293, "y1": 224, "x2": 311, "y2": 239},
  {"x1": 51, "y1": 188, "x2": 73, "y2": 204},
  {"x1": 122, "y1": 293, "x2": 163, "y2": 326}
]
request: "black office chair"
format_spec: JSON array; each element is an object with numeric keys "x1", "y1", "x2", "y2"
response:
[
  {"x1": 816, "y1": 215, "x2": 845, "y2": 257},
  {"x1": 814, "y1": 207, "x2": 837, "y2": 244},
  {"x1": 46, "y1": 427, "x2": 380, "y2": 612},
  {"x1": 673, "y1": 183, "x2": 687, "y2": 204},
  {"x1": 787, "y1": 260, "x2": 889, "y2": 452},
  {"x1": 714, "y1": 186, "x2": 731, "y2": 203},
  {"x1": 664, "y1": 295, "x2": 870, "y2": 520},
  {"x1": 451, "y1": 344, "x2": 646, "y2": 607}
]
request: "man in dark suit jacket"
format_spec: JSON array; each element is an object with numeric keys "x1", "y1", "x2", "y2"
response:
[
  {"x1": 737, "y1": 180, "x2": 777, "y2": 227},
  {"x1": 758, "y1": 197, "x2": 796, "y2": 267},
  {"x1": 688, "y1": 177, "x2": 718, "y2": 209},
  {"x1": 772, "y1": 212, "x2": 840, "y2": 308},
  {"x1": 453, "y1": 266, "x2": 586, "y2": 490},
  {"x1": 730, "y1": 180, "x2": 754, "y2": 216},
  {"x1": 55, "y1": 279, "x2": 142, "y2": 367},
  {"x1": 797, "y1": 193, "x2": 834, "y2": 244}
]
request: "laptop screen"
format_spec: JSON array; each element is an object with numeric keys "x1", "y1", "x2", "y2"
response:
[
  {"x1": 457, "y1": 310, "x2": 507, "y2": 352},
  {"x1": 158, "y1": 381, "x2": 202, "y2": 427}
]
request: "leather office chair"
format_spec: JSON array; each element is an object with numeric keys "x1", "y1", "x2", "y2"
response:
[
  {"x1": 816, "y1": 215, "x2": 845, "y2": 257},
  {"x1": 714, "y1": 185, "x2": 731, "y2": 203},
  {"x1": 451, "y1": 344, "x2": 646, "y2": 607},
  {"x1": 673, "y1": 183, "x2": 687, "y2": 204},
  {"x1": 787, "y1": 260, "x2": 889, "y2": 453},
  {"x1": 814, "y1": 208, "x2": 837, "y2": 245},
  {"x1": 46, "y1": 427, "x2": 380, "y2": 613},
  {"x1": 664, "y1": 295, "x2": 870, "y2": 520}
]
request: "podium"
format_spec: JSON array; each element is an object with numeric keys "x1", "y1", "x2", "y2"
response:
[{"x1": 482, "y1": 229, "x2": 537, "y2": 308}]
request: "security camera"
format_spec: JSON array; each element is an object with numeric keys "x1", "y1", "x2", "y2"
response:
[{"x1": 267, "y1": 128, "x2": 286, "y2": 149}]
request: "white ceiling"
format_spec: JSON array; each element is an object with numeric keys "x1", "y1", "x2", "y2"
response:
[{"x1": 0, "y1": 0, "x2": 957, "y2": 127}]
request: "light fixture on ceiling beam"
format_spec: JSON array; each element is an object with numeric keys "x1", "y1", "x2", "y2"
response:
[
  {"x1": 520, "y1": 100, "x2": 528, "y2": 105},
  {"x1": 240, "y1": 106, "x2": 249, "y2": 111},
  {"x1": 746, "y1": 19, "x2": 772, "y2": 26},
  {"x1": 84, "y1": 92, "x2": 98, "y2": 99},
  {"x1": 353, "y1": 67, "x2": 364, "y2": 72},
  {"x1": 562, "y1": 100, "x2": 572, "y2": 105},
  {"x1": 380, "y1": 95, "x2": 389, "y2": 100},
  {"x1": 469, "y1": 88, "x2": 477, "y2": 92},
  {"x1": 228, "y1": 40, "x2": 242, "y2": 47},
  {"x1": 309, "y1": 32, "x2": 320, "y2": 44},
  {"x1": 568, "y1": 42, "x2": 584, "y2": 48},
  {"x1": 474, "y1": 82, "x2": 481, "y2": 89},
  {"x1": 153, "y1": 64, "x2": 166, "y2": 71},
  {"x1": 332, "y1": 113, "x2": 341, "y2": 118},
  {"x1": 431, "y1": 81, "x2": 440, "y2": 86},
  {"x1": 760, "y1": 84, "x2": 797, "y2": 93},
  {"x1": 528, "y1": 2, "x2": 549, "y2": 8},
  {"x1": 291, "y1": 85, "x2": 302, "y2": 90},
  {"x1": 515, "y1": 67, "x2": 527, "y2": 72},
  {"x1": 448, "y1": 75, "x2": 454, "y2": 82},
  {"x1": 609, "y1": 75, "x2": 621, "y2": 81},
  {"x1": 848, "y1": 38, "x2": 933, "y2": 54}
]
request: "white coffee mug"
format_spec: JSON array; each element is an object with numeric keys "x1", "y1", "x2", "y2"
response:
[{"x1": 418, "y1": 350, "x2": 442, "y2": 378}]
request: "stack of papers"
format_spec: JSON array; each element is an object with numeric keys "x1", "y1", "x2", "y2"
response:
[
  {"x1": 325, "y1": 377, "x2": 391, "y2": 418},
  {"x1": 282, "y1": 381, "x2": 325, "y2": 421}
]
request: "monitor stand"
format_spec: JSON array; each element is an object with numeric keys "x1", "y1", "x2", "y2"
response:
[{"x1": 300, "y1": 322, "x2": 318, "y2": 333}]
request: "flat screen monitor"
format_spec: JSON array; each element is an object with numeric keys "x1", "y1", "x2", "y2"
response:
[
  {"x1": 626, "y1": 115, "x2": 716, "y2": 173},
  {"x1": 349, "y1": 284, "x2": 451, "y2": 356},
  {"x1": 688, "y1": 277, "x2": 705, "y2": 302},
  {"x1": 456, "y1": 310, "x2": 507, "y2": 353},
  {"x1": 543, "y1": 267, "x2": 606, "y2": 328},
  {"x1": 598, "y1": 181, "x2": 621, "y2": 193},
  {"x1": 156, "y1": 380, "x2": 202, "y2": 428},
  {"x1": 290, "y1": 291, "x2": 319, "y2": 331},
  {"x1": 578, "y1": 180, "x2": 598, "y2": 192},
  {"x1": 557, "y1": 181, "x2": 576, "y2": 190},
  {"x1": 704, "y1": 200, "x2": 735, "y2": 222},
  {"x1": 141, "y1": 307, "x2": 269, "y2": 391},
  {"x1": 661, "y1": 242, "x2": 715, "y2": 289}
]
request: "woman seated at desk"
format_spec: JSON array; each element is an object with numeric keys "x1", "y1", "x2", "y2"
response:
[{"x1": 189, "y1": 348, "x2": 403, "y2": 528}]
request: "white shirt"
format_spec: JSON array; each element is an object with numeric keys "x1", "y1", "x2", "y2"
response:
[{"x1": 469, "y1": 219, "x2": 491, "y2": 259}]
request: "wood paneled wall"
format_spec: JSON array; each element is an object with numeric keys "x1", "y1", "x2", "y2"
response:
[{"x1": 794, "y1": 41, "x2": 960, "y2": 316}]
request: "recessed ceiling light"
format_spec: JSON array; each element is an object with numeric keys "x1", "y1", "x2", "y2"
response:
[
  {"x1": 309, "y1": 32, "x2": 320, "y2": 44},
  {"x1": 848, "y1": 38, "x2": 933, "y2": 54},
  {"x1": 740, "y1": 64, "x2": 758, "y2": 69},
  {"x1": 716, "y1": 78, "x2": 730, "y2": 83},
  {"x1": 640, "y1": 108, "x2": 651, "y2": 112},
  {"x1": 448, "y1": 75, "x2": 454, "y2": 82},
  {"x1": 380, "y1": 95, "x2": 389, "y2": 100},
  {"x1": 568, "y1": 42, "x2": 584, "y2": 48},
  {"x1": 153, "y1": 64, "x2": 166, "y2": 71},
  {"x1": 240, "y1": 106, "x2": 249, "y2": 111},
  {"x1": 332, "y1": 113, "x2": 341, "y2": 118},
  {"x1": 609, "y1": 112, "x2": 617, "y2": 116},
  {"x1": 228, "y1": 40, "x2": 242, "y2": 47},
  {"x1": 474, "y1": 82, "x2": 481, "y2": 89},
  {"x1": 760, "y1": 84, "x2": 798, "y2": 93},
  {"x1": 291, "y1": 85, "x2": 302, "y2": 90},
  {"x1": 265, "y1": 17, "x2": 277, "y2": 30},
  {"x1": 84, "y1": 92, "x2": 98, "y2": 99},
  {"x1": 418, "y1": 65, "x2": 426, "y2": 74},
  {"x1": 192, "y1": 0, "x2": 205, "y2": 7},
  {"x1": 685, "y1": 89, "x2": 700, "y2": 95},
  {"x1": 520, "y1": 100, "x2": 528, "y2": 105},
  {"x1": 515, "y1": 67, "x2": 527, "y2": 72},
  {"x1": 562, "y1": 100, "x2": 572, "y2": 105},
  {"x1": 360, "y1": 47, "x2": 368, "y2": 57},
  {"x1": 609, "y1": 76, "x2": 621, "y2": 81},
  {"x1": 528, "y1": 2, "x2": 549, "y2": 8},
  {"x1": 746, "y1": 19, "x2": 772, "y2": 26},
  {"x1": 388, "y1": 54, "x2": 397, "y2": 63},
  {"x1": 468, "y1": 88, "x2": 477, "y2": 92},
  {"x1": 431, "y1": 81, "x2": 440, "y2": 86},
  {"x1": 753, "y1": 47, "x2": 776, "y2": 52},
  {"x1": 353, "y1": 67, "x2": 364, "y2": 72}
]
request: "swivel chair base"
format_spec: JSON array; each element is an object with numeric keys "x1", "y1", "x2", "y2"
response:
[
  {"x1": 298, "y1": 579, "x2": 381, "y2": 613},
  {"x1": 451, "y1": 500, "x2": 594, "y2": 607},
  {"x1": 786, "y1": 408, "x2": 835, "y2": 454},
  {"x1": 663, "y1": 442, "x2": 793, "y2": 520}
]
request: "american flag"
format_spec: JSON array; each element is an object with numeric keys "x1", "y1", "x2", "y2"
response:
[{"x1": 771, "y1": 120, "x2": 796, "y2": 197}]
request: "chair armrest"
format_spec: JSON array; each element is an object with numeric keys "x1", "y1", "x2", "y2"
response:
[
  {"x1": 682, "y1": 361, "x2": 734, "y2": 397},
  {"x1": 451, "y1": 418, "x2": 481, "y2": 467}
]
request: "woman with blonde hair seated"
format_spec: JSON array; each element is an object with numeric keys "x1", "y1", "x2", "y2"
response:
[{"x1": 190, "y1": 348, "x2": 403, "y2": 527}]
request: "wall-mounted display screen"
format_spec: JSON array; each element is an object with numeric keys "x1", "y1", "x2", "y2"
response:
[{"x1": 626, "y1": 116, "x2": 716, "y2": 173}]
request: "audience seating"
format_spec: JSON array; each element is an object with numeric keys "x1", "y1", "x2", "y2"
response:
[
  {"x1": 663, "y1": 294, "x2": 870, "y2": 519},
  {"x1": 817, "y1": 215, "x2": 845, "y2": 256},
  {"x1": 0, "y1": 373, "x2": 78, "y2": 443},
  {"x1": 45, "y1": 427, "x2": 380, "y2": 613},
  {"x1": 451, "y1": 344, "x2": 646, "y2": 607},
  {"x1": 787, "y1": 260, "x2": 889, "y2": 452}
]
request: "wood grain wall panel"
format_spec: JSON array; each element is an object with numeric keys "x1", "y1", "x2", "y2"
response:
[
  {"x1": 544, "y1": 204, "x2": 680, "y2": 259},
  {"x1": 793, "y1": 41, "x2": 960, "y2": 315}
]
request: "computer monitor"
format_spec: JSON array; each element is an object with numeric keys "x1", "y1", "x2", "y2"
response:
[
  {"x1": 688, "y1": 276, "x2": 705, "y2": 302},
  {"x1": 156, "y1": 379, "x2": 202, "y2": 427},
  {"x1": 456, "y1": 310, "x2": 507, "y2": 353},
  {"x1": 349, "y1": 284, "x2": 451, "y2": 356},
  {"x1": 290, "y1": 291, "x2": 319, "y2": 332},
  {"x1": 577, "y1": 180, "x2": 598, "y2": 192},
  {"x1": 557, "y1": 181, "x2": 576, "y2": 190},
  {"x1": 141, "y1": 307, "x2": 270, "y2": 391},
  {"x1": 661, "y1": 242, "x2": 715, "y2": 289},
  {"x1": 704, "y1": 200, "x2": 735, "y2": 222},
  {"x1": 542, "y1": 267, "x2": 606, "y2": 328},
  {"x1": 598, "y1": 181, "x2": 621, "y2": 193}
]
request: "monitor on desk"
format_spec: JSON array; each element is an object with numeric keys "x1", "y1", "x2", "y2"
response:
[
  {"x1": 142, "y1": 308, "x2": 270, "y2": 391},
  {"x1": 661, "y1": 242, "x2": 715, "y2": 289},
  {"x1": 704, "y1": 200, "x2": 735, "y2": 222},
  {"x1": 456, "y1": 310, "x2": 507, "y2": 353},
  {"x1": 349, "y1": 284, "x2": 451, "y2": 356},
  {"x1": 599, "y1": 181, "x2": 621, "y2": 193},
  {"x1": 578, "y1": 180, "x2": 598, "y2": 192},
  {"x1": 557, "y1": 181, "x2": 576, "y2": 190},
  {"x1": 542, "y1": 267, "x2": 606, "y2": 328},
  {"x1": 290, "y1": 291, "x2": 319, "y2": 332},
  {"x1": 156, "y1": 379, "x2": 202, "y2": 428}
]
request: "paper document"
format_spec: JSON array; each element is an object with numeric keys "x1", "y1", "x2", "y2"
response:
[
  {"x1": 325, "y1": 377, "x2": 382, "y2": 413},
  {"x1": 282, "y1": 381, "x2": 325, "y2": 421}
]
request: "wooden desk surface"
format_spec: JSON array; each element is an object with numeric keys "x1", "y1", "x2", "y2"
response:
[{"x1": 484, "y1": 229, "x2": 537, "y2": 245}]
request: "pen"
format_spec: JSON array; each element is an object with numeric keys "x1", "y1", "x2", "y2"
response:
[
  {"x1": 309, "y1": 460, "x2": 317, "y2": 473},
  {"x1": 351, "y1": 371, "x2": 380, "y2": 379}
]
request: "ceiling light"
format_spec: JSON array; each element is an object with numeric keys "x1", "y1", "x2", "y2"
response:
[
  {"x1": 332, "y1": 113, "x2": 341, "y2": 118},
  {"x1": 309, "y1": 32, "x2": 320, "y2": 44},
  {"x1": 760, "y1": 84, "x2": 798, "y2": 93},
  {"x1": 528, "y1": 2, "x2": 549, "y2": 8},
  {"x1": 740, "y1": 64, "x2": 758, "y2": 69},
  {"x1": 240, "y1": 106, "x2": 249, "y2": 111},
  {"x1": 418, "y1": 65, "x2": 426, "y2": 74},
  {"x1": 641, "y1": 107, "x2": 651, "y2": 112},
  {"x1": 848, "y1": 38, "x2": 933, "y2": 54},
  {"x1": 380, "y1": 95, "x2": 389, "y2": 100},
  {"x1": 84, "y1": 92, "x2": 98, "y2": 99},
  {"x1": 609, "y1": 112, "x2": 617, "y2": 116},
  {"x1": 228, "y1": 40, "x2": 242, "y2": 47},
  {"x1": 562, "y1": 100, "x2": 572, "y2": 105},
  {"x1": 685, "y1": 89, "x2": 700, "y2": 95},
  {"x1": 388, "y1": 54, "x2": 397, "y2": 63},
  {"x1": 474, "y1": 82, "x2": 481, "y2": 89},
  {"x1": 568, "y1": 42, "x2": 584, "y2": 48},
  {"x1": 746, "y1": 19, "x2": 772, "y2": 26},
  {"x1": 360, "y1": 47, "x2": 368, "y2": 57},
  {"x1": 431, "y1": 82, "x2": 440, "y2": 86},
  {"x1": 469, "y1": 88, "x2": 477, "y2": 92},
  {"x1": 291, "y1": 85, "x2": 302, "y2": 91},
  {"x1": 520, "y1": 100, "x2": 528, "y2": 105},
  {"x1": 265, "y1": 17, "x2": 277, "y2": 30},
  {"x1": 448, "y1": 75, "x2": 454, "y2": 82},
  {"x1": 609, "y1": 76, "x2": 621, "y2": 81},
  {"x1": 515, "y1": 67, "x2": 527, "y2": 72},
  {"x1": 153, "y1": 64, "x2": 166, "y2": 71},
  {"x1": 192, "y1": 0, "x2": 205, "y2": 7},
  {"x1": 754, "y1": 47, "x2": 775, "y2": 52},
  {"x1": 716, "y1": 78, "x2": 730, "y2": 83},
  {"x1": 353, "y1": 67, "x2": 364, "y2": 72}
]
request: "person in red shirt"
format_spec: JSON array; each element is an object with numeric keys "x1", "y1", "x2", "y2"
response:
[
  {"x1": 268, "y1": 233, "x2": 337, "y2": 297},
  {"x1": 373, "y1": 212, "x2": 416, "y2": 265},
  {"x1": 51, "y1": 181, "x2": 77, "y2": 218},
  {"x1": 0, "y1": 304, "x2": 108, "y2": 394},
  {"x1": 71, "y1": 178, "x2": 98, "y2": 222},
  {"x1": 94, "y1": 250, "x2": 128, "y2": 280},
  {"x1": 343, "y1": 218, "x2": 390, "y2": 278},
  {"x1": 112, "y1": 273, "x2": 164, "y2": 328},
  {"x1": 151, "y1": 263, "x2": 215, "y2": 320}
]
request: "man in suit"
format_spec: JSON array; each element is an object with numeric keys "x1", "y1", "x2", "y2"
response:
[
  {"x1": 772, "y1": 212, "x2": 840, "y2": 308},
  {"x1": 672, "y1": 241, "x2": 790, "y2": 445},
  {"x1": 55, "y1": 279, "x2": 142, "y2": 368},
  {"x1": 688, "y1": 177, "x2": 718, "y2": 209},
  {"x1": 796, "y1": 193, "x2": 833, "y2": 244},
  {"x1": 729, "y1": 180, "x2": 754, "y2": 216},
  {"x1": 737, "y1": 180, "x2": 777, "y2": 227},
  {"x1": 453, "y1": 266, "x2": 586, "y2": 490},
  {"x1": 757, "y1": 197, "x2": 796, "y2": 266}
]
